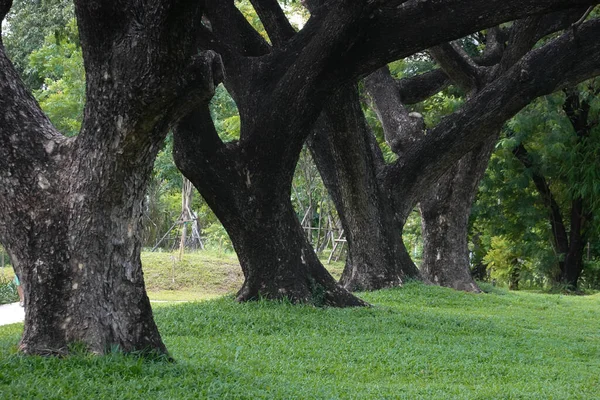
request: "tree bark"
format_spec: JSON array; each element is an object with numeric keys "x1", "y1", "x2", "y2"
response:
[
  {"x1": 0, "y1": 0, "x2": 222, "y2": 355},
  {"x1": 415, "y1": 14, "x2": 586, "y2": 293},
  {"x1": 309, "y1": 85, "x2": 421, "y2": 291},
  {"x1": 308, "y1": 13, "x2": 600, "y2": 294}
]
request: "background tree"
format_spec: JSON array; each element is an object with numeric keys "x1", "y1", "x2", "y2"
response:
[
  {"x1": 308, "y1": 7, "x2": 600, "y2": 292},
  {"x1": 474, "y1": 82, "x2": 600, "y2": 290}
]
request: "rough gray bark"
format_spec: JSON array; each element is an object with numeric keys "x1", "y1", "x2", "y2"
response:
[
  {"x1": 0, "y1": 0, "x2": 222, "y2": 355},
  {"x1": 173, "y1": 107, "x2": 366, "y2": 306},
  {"x1": 419, "y1": 138, "x2": 496, "y2": 292}
]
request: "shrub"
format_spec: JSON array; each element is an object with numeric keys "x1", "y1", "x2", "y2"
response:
[{"x1": 0, "y1": 275, "x2": 18, "y2": 305}]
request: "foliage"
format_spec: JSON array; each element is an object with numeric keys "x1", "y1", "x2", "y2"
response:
[
  {"x1": 581, "y1": 258, "x2": 600, "y2": 290},
  {"x1": 2, "y1": 0, "x2": 74, "y2": 89},
  {"x1": 202, "y1": 223, "x2": 235, "y2": 253},
  {"x1": 472, "y1": 80, "x2": 600, "y2": 288},
  {"x1": 403, "y1": 209, "x2": 424, "y2": 262},
  {"x1": 211, "y1": 84, "x2": 240, "y2": 142},
  {"x1": 1, "y1": 284, "x2": 599, "y2": 398},
  {"x1": 28, "y1": 18, "x2": 84, "y2": 137},
  {"x1": 0, "y1": 275, "x2": 18, "y2": 305}
]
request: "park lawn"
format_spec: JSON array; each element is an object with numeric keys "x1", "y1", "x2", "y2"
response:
[
  {"x1": 0, "y1": 282, "x2": 599, "y2": 399},
  {"x1": 141, "y1": 250, "x2": 346, "y2": 301},
  {"x1": 0, "y1": 250, "x2": 346, "y2": 303}
]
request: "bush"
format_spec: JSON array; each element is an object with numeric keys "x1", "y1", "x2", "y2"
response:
[
  {"x1": 0, "y1": 275, "x2": 18, "y2": 305},
  {"x1": 580, "y1": 259, "x2": 600, "y2": 290}
]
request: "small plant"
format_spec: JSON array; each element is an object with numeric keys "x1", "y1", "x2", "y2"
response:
[{"x1": 309, "y1": 278, "x2": 327, "y2": 307}]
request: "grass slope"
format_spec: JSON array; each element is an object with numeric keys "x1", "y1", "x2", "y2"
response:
[
  {"x1": 1, "y1": 282, "x2": 599, "y2": 399},
  {"x1": 141, "y1": 251, "x2": 345, "y2": 301}
]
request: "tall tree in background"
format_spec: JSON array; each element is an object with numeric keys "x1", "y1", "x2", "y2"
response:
[
  {"x1": 510, "y1": 86, "x2": 599, "y2": 289},
  {"x1": 172, "y1": 0, "x2": 599, "y2": 304},
  {"x1": 418, "y1": 12, "x2": 588, "y2": 292},
  {"x1": 0, "y1": 0, "x2": 222, "y2": 355},
  {"x1": 308, "y1": 7, "x2": 600, "y2": 292}
]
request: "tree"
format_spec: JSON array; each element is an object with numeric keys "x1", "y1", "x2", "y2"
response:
[
  {"x1": 417, "y1": 13, "x2": 587, "y2": 292},
  {"x1": 308, "y1": 8, "x2": 600, "y2": 292},
  {"x1": 173, "y1": 0, "x2": 600, "y2": 304},
  {"x1": 508, "y1": 86, "x2": 599, "y2": 289},
  {"x1": 0, "y1": 0, "x2": 223, "y2": 355}
]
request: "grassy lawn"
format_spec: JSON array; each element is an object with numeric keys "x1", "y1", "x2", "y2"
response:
[
  {"x1": 141, "y1": 250, "x2": 346, "y2": 301},
  {"x1": 1, "y1": 276, "x2": 599, "y2": 399}
]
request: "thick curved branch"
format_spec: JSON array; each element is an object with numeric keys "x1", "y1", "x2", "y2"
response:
[
  {"x1": 0, "y1": 42, "x2": 67, "y2": 166},
  {"x1": 475, "y1": 27, "x2": 507, "y2": 66},
  {"x1": 429, "y1": 42, "x2": 485, "y2": 93},
  {"x1": 204, "y1": 1, "x2": 270, "y2": 57},
  {"x1": 396, "y1": 69, "x2": 450, "y2": 105},
  {"x1": 500, "y1": 9, "x2": 586, "y2": 72},
  {"x1": 386, "y1": 18, "x2": 600, "y2": 208},
  {"x1": 173, "y1": 107, "x2": 247, "y2": 221},
  {"x1": 341, "y1": 0, "x2": 600, "y2": 81},
  {"x1": 249, "y1": 0, "x2": 296, "y2": 46},
  {"x1": 364, "y1": 67, "x2": 425, "y2": 155}
]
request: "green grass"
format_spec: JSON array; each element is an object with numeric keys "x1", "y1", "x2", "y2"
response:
[
  {"x1": 1, "y1": 282, "x2": 599, "y2": 399},
  {"x1": 141, "y1": 250, "x2": 346, "y2": 301}
]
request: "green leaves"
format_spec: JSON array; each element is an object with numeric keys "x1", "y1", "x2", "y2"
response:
[
  {"x1": 473, "y1": 80, "x2": 600, "y2": 288},
  {"x1": 24, "y1": 18, "x2": 84, "y2": 137}
]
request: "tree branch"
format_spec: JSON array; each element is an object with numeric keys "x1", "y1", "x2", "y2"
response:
[
  {"x1": 429, "y1": 42, "x2": 484, "y2": 94},
  {"x1": 563, "y1": 88, "x2": 592, "y2": 137},
  {"x1": 339, "y1": 0, "x2": 600, "y2": 81},
  {"x1": 249, "y1": 0, "x2": 296, "y2": 46},
  {"x1": 499, "y1": 9, "x2": 586, "y2": 73},
  {"x1": 204, "y1": 1, "x2": 271, "y2": 57},
  {"x1": 0, "y1": 42, "x2": 67, "y2": 162},
  {"x1": 173, "y1": 107, "x2": 247, "y2": 220},
  {"x1": 396, "y1": 69, "x2": 450, "y2": 105},
  {"x1": 386, "y1": 18, "x2": 600, "y2": 208},
  {"x1": 364, "y1": 67, "x2": 425, "y2": 155},
  {"x1": 475, "y1": 27, "x2": 507, "y2": 66},
  {"x1": 0, "y1": 0, "x2": 11, "y2": 27}
]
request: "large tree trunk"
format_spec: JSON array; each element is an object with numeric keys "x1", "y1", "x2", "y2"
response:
[
  {"x1": 309, "y1": 85, "x2": 420, "y2": 292},
  {"x1": 0, "y1": 0, "x2": 222, "y2": 355},
  {"x1": 419, "y1": 137, "x2": 497, "y2": 292},
  {"x1": 173, "y1": 108, "x2": 366, "y2": 307},
  {"x1": 229, "y1": 199, "x2": 363, "y2": 306}
]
